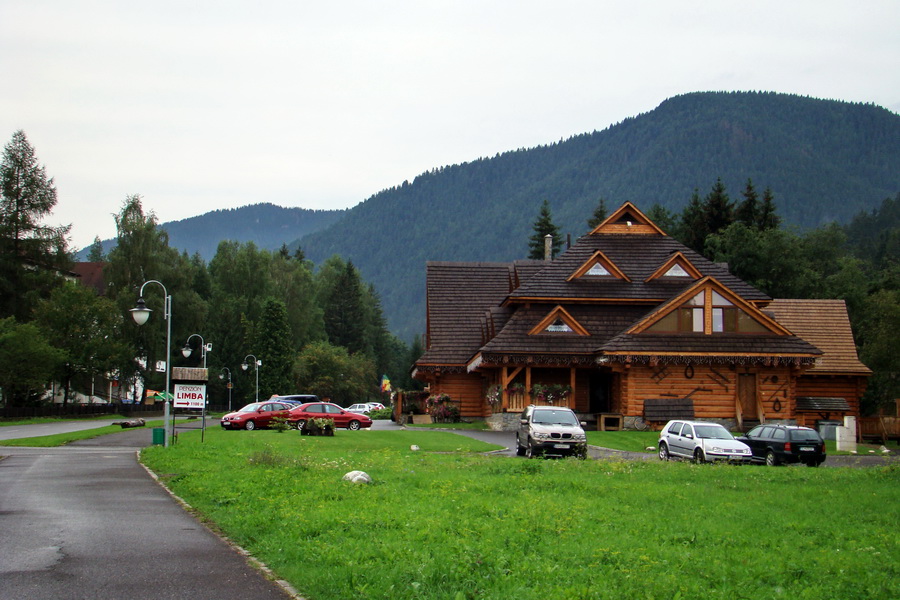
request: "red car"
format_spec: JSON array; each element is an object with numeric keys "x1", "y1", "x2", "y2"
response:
[
  {"x1": 288, "y1": 402, "x2": 373, "y2": 431},
  {"x1": 220, "y1": 401, "x2": 293, "y2": 430}
]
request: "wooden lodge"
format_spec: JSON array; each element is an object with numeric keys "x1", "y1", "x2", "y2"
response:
[{"x1": 412, "y1": 202, "x2": 871, "y2": 431}]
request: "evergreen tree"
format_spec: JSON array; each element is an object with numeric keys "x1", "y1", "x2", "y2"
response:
[
  {"x1": 646, "y1": 203, "x2": 678, "y2": 235},
  {"x1": 323, "y1": 260, "x2": 366, "y2": 353},
  {"x1": 758, "y1": 187, "x2": 781, "y2": 230},
  {"x1": 678, "y1": 189, "x2": 708, "y2": 253},
  {"x1": 736, "y1": 179, "x2": 759, "y2": 228},
  {"x1": 528, "y1": 200, "x2": 561, "y2": 259},
  {"x1": 256, "y1": 298, "x2": 294, "y2": 398},
  {"x1": 87, "y1": 236, "x2": 105, "y2": 261},
  {"x1": 0, "y1": 130, "x2": 71, "y2": 320},
  {"x1": 702, "y1": 177, "x2": 735, "y2": 236},
  {"x1": 586, "y1": 197, "x2": 608, "y2": 230}
]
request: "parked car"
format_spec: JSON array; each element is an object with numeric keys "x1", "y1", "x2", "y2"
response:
[
  {"x1": 288, "y1": 402, "x2": 373, "y2": 430},
  {"x1": 220, "y1": 401, "x2": 294, "y2": 430},
  {"x1": 658, "y1": 420, "x2": 752, "y2": 463},
  {"x1": 345, "y1": 403, "x2": 373, "y2": 414},
  {"x1": 271, "y1": 394, "x2": 320, "y2": 406},
  {"x1": 515, "y1": 405, "x2": 587, "y2": 459},
  {"x1": 368, "y1": 402, "x2": 386, "y2": 411},
  {"x1": 736, "y1": 424, "x2": 826, "y2": 466}
]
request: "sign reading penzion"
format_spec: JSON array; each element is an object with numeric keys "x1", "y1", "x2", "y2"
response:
[{"x1": 174, "y1": 383, "x2": 207, "y2": 409}]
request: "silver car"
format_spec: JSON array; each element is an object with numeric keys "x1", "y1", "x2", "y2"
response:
[
  {"x1": 658, "y1": 420, "x2": 751, "y2": 463},
  {"x1": 516, "y1": 405, "x2": 587, "y2": 459}
]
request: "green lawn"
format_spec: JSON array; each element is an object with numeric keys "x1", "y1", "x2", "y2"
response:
[{"x1": 140, "y1": 427, "x2": 900, "y2": 600}]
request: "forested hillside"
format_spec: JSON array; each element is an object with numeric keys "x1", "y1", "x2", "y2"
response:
[
  {"x1": 80, "y1": 203, "x2": 346, "y2": 260},
  {"x1": 298, "y1": 92, "x2": 900, "y2": 340}
]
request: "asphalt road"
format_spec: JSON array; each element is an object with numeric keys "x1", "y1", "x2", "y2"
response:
[{"x1": 0, "y1": 419, "x2": 295, "y2": 600}]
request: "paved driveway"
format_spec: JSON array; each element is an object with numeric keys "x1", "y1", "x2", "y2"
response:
[{"x1": 0, "y1": 420, "x2": 294, "y2": 600}]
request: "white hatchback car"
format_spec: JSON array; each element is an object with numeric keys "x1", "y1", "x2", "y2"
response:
[
  {"x1": 658, "y1": 420, "x2": 751, "y2": 463},
  {"x1": 345, "y1": 403, "x2": 373, "y2": 414}
]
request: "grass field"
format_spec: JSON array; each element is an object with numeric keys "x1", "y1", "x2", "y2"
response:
[{"x1": 140, "y1": 427, "x2": 900, "y2": 600}]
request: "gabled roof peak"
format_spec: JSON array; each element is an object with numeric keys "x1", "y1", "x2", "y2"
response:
[{"x1": 590, "y1": 201, "x2": 666, "y2": 236}]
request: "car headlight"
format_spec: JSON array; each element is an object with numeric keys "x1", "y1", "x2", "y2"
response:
[
  {"x1": 532, "y1": 431, "x2": 551, "y2": 440},
  {"x1": 573, "y1": 434, "x2": 586, "y2": 442},
  {"x1": 710, "y1": 445, "x2": 725, "y2": 453}
]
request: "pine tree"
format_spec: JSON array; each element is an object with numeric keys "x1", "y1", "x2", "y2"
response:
[
  {"x1": 678, "y1": 190, "x2": 708, "y2": 253},
  {"x1": 528, "y1": 200, "x2": 561, "y2": 259},
  {"x1": 0, "y1": 130, "x2": 70, "y2": 320},
  {"x1": 87, "y1": 236, "x2": 105, "y2": 261},
  {"x1": 703, "y1": 177, "x2": 735, "y2": 236},
  {"x1": 256, "y1": 298, "x2": 294, "y2": 398},
  {"x1": 323, "y1": 261, "x2": 366, "y2": 353},
  {"x1": 736, "y1": 179, "x2": 759, "y2": 228},
  {"x1": 586, "y1": 197, "x2": 608, "y2": 230},
  {"x1": 758, "y1": 187, "x2": 782, "y2": 230}
]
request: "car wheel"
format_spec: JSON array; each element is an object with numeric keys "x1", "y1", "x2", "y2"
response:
[
  {"x1": 693, "y1": 448, "x2": 705, "y2": 464},
  {"x1": 515, "y1": 434, "x2": 526, "y2": 456},
  {"x1": 348, "y1": 420, "x2": 361, "y2": 431},
  {"x1": 294, "y1": 419, "x2": 306, "y2": 431},
  {"x1": 525, "y1": 438, "x2": 536, "y2": 459},
  {"x1": 765, "y1": 450, "x2": 779, "y2": 466},
  {"x1": 658, "y1": 443, "x2": 669, "y2": 461},
  {"x1": 805, "y1": 461, "x2": 819, "y2": 468},
  {"x1": 245, "y1": 420, "x2": 256, "y2": 431}
]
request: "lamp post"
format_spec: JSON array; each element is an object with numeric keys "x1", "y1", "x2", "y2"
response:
[
  {"x1": 182, "y1": 333, "x2": 212, "y2": 442},
  {"x1": 242, "y1": 354, "x2": 261, "y2": 402},
  {"x1": 181, "y1": 333, "x2": 211, "y2": 368},
  {"x1": 130, "y1": 280, "x2": 172, "y2": 448},
  {"x1": 219, "y1": 367, "x2": 233, "y2": 412}
]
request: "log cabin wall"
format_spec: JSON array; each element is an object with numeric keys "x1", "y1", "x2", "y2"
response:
[
  {"x1": 623, "y1": 364, "x2": 797, "y2": 423},
  {"x1": 434, "y1": 373, "x2": 489, "y2": 418},
  {"x1": 793, "y1": 375, "x2": 865, "y2": 426}
]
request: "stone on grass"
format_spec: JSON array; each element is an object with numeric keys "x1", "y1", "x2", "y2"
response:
[
  {"x1": 410, "y1": 445, "x2": 420, "y2": 451},
  {"x1": 342, "y1": 470, "x2": 372, "y2": 484}
]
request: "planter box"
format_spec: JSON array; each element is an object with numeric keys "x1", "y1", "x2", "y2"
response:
[{"x1": 411, "y1": 414, "x2": 433, "y2": 424}]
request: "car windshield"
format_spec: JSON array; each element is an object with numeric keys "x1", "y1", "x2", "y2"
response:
[
  {"x1": 694, "y1": 424, "x2": 734, "y2": 440},
  {"x1": 237, "y1": 403, "x2": 263, "y2": 413},
  {"x1": 532, "y1": 410, "x2": 578, "y2": 426},
  {"x1": 790, "y1": 429, "x2": 821, "y2": 442}
]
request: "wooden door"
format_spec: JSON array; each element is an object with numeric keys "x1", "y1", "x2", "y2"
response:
[{"x1": 738, "y1": 374, "x2": 757, "y2": 421}]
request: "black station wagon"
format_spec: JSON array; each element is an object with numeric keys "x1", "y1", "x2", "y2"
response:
[{"x1": 737, "y1": 424, "x2": 826, "y2": 467}]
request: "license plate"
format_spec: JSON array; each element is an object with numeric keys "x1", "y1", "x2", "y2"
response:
[
  {"x1": 553, "y1": 444, "x2": 569, "y2": 449},
  {"x1": 800, "y1": 446, "x2": 814, "y2": 452}
]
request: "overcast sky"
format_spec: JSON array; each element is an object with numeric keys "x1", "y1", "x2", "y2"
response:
[{"x1": 2, "y1": 1, "x2": 898, "y2": 250}]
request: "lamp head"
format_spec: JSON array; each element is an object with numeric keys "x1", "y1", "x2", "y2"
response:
[
  {"x1": 181, "y1": 344, "x2": 192, "y2": 358},
  {"x1": 130, "y1": 297, "x2": 151, "y2": 325},
  {"x1": 242, "y1": 363, "x2": 249, "y2": 371}
]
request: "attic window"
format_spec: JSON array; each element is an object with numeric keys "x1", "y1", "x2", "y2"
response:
[
  {"x1": 586, "y1": 263, "x2": 611, "y2": 276},
  {"x1": 646, "y1": 289, "x2": 769, "y2": 334},
  {"x1": 663, "y1": 264, "x2": 690, "y2": 277},
  {"x1": 546, "y1": 318, "x2": 573, "y2": 333}
]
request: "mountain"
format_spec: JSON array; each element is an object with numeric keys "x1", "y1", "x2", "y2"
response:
[
  {"x1": 78, "y1": 203, "x2": 346, "y2": 260},
  {"x1": 297, "y1": 92, "x2": 900, "y2": 341}
]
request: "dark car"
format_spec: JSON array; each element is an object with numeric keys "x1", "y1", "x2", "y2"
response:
[
  {"x1": 737, "y1": 424, "x2": 826, "y2": 467},
  {"x1": 220, "y1": 401, "x2": 294, "y2": 430},
  {"x1": 288, "y1": 402, "x2": 373, "y2": 431}
]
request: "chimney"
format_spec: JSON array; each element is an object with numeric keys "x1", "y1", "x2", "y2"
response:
[{"x1": 544, "y1": 234, "x2": 553, "y2": 261}]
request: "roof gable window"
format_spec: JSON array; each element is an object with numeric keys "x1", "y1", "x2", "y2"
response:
[
  {"x1": 646, "y1": 289, "x2": 769, "y2": 334},
  {"x1": 568, "y1": 251, "x2": 631, "y2": 282},
  {"x1": 645, "y1": 251, "x2": 702, "y2": 282},
  {"x1": 529, "y1": 306, "x2": 590, "y2": 336}
]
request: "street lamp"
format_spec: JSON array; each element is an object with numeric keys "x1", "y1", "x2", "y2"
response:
[
  {"x1": 131, "y1": 280, "x2": 172, "y2": 448},
  {"x1": 181, "y1": 333, "x2": 212, "y2": 368},
  {"x1": 242, "y1": 354, "x2": 262, "y2": 402},
  {"x1": 219, "y1": 367, "x2": 233, "y2": 412}
]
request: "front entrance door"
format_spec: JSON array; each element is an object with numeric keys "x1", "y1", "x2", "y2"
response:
[
  {"x1": 738, "y1": 374, "x2": 758, "y2": 423},
  {"x1": 589, "y1": 371, "x2": 612, "y2": 414}
]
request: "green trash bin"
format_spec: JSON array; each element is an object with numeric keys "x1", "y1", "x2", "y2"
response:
[{"x1": 152, "y1": 427, "x2": 165, "y2": 445}]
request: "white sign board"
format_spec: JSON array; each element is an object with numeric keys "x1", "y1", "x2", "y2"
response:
[{"x1": 174, "y1": 383, "x2": 207, "y2": 409}]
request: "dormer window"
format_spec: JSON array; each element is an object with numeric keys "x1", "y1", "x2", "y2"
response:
[
  {"x1": 586, "y1": 263, "x2": 611, "y2": 276},
  {"x1": 663, "y1": 264, "x2": 690, "y2": 277},
  {"x1": 546, "y1": 318, "x2": 573, "y2": 333}
]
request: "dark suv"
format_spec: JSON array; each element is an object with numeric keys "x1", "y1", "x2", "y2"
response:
[
  {"x1": 736, "y1": 424, "x2": 826, "y2": 467},
  {"x1": 516, "y1": 405, "x2": 587, "y2": 459}
]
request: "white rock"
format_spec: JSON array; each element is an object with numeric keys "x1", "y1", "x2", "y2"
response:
[
  {"x1": 880, "y1": 446, "x2": 891, "y2": 454},
  {"x1": 410, "y1": 445, "x2": 420, "y2": 451},
  {"x1": 342, "y1": 470, "x2": 372, "y2": 484},
  {"x1": 645, "y1": 446, "x2": 656, "y2": 452}
]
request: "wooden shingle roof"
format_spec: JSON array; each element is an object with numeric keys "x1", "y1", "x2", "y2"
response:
[
  {"x1": 765, "y1": 299, "x2": 871, "y2": 375},
  {"x1": 509, "y1": 234, "x2": 770, "y2": 304}
]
